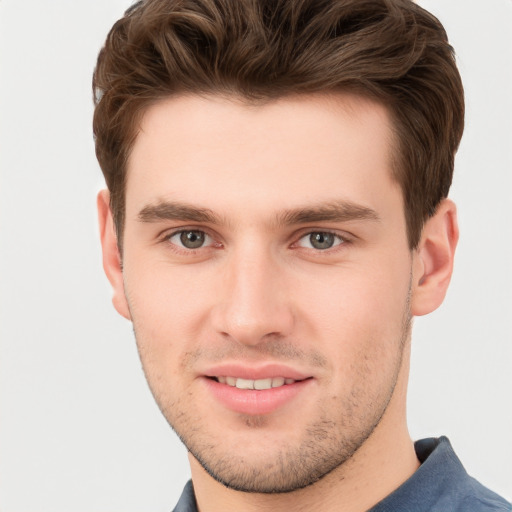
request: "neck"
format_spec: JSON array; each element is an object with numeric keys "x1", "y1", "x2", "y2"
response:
[{"x1": 189, "y1": 345, "x2": 419, "y2": 512}]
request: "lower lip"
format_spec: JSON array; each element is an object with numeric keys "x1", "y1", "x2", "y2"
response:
[{"x1": 202, "y1": 377, "x2": 312, "y2": 415}]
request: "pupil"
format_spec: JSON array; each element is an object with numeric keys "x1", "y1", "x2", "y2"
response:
[
  {"x1": 180, "y1": 230, "x2": 205, "y2": 249},
  {"x1": 310, "y1": 232, "x2": 334, "y2": 250}
]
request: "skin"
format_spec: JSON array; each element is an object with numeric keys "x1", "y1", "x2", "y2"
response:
[{"x1": 98, "y1": 93, "x2": 458, "y2": 512}]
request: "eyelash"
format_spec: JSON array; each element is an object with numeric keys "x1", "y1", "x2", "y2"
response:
[
  {"x1": 159, "y1": 228, "x2": 352, "y2": 254},
  {"x1": 293, "y1": 230, "x2": 348, "y2": 251},
  {"x1": 160, "y1": 228, "x2": 219, "y2": 254}
]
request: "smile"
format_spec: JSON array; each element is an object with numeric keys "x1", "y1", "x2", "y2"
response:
[
  {"x1": 216, "y1": 376, "x2": 297, "y2": 390},
  {"x1": 204, "y1": 370, "x2": 313, "y2": 415}
]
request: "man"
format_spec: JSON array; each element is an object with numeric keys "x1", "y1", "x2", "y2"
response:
[{"x1": 93, "y1": 0, "x2": 511, "y2": 510}]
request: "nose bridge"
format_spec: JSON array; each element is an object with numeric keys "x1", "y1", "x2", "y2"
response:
[{"x1": 213, "y1": 239, "x2": 293, "y2": 345}]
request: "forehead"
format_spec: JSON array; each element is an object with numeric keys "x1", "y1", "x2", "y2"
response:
[{"x1": 125, "y1": 93, "x2": 401, "y2": 221}]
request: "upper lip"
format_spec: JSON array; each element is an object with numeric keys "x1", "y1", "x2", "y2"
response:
[{"x1": 202, "y1": 363, "x2": 311, "y2": 381}]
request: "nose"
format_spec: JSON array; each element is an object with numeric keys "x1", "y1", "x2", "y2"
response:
[{"x1": 211, "y1": 246, "x2": 295, "y2": 346}]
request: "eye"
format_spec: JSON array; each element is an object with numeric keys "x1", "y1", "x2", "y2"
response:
[
  {"x1": 168, "y1": 230, "x2": 212, "y2": 249},
  {"x1": 297, "y1": 232, "x2": 344, "y2": 250}
]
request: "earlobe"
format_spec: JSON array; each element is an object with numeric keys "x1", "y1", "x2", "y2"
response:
[
  {"x1": 97, "y1": 190, "x2": 132, "y2": 321},
  {"x1": 411, "y1": 199, "x2": 459, "y2": 317}
]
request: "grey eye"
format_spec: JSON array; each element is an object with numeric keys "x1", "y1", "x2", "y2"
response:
[
  {"x1": 297, "y1": 232, "x2": 344, "y2": 250},
  {"x1": 171, "y1": 230, "x2": 207, "y2": 249},
  {"x1": 310, "y1": 232, "x2": 334, "y2": 249}
]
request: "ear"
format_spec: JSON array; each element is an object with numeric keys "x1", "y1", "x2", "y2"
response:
[
  {"x1": 411, "y1": 199, "x2": 459, "y2": 316},
  {"x1": 97, "y1": 190, "x2": 131, "y2": 320}
]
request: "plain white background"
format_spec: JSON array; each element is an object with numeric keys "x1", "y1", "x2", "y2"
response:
[{"x1": 0, "y1": 1, "x2": 511, "y2": 511}]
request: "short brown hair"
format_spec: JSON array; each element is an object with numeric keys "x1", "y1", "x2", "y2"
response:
[{"x1": 93, "y1": 0, "x2": 464, "y2": 249}]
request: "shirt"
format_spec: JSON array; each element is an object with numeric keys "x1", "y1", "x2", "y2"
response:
[{"x1": 172, "y1": 437, "x2": 511, "y2": 511}]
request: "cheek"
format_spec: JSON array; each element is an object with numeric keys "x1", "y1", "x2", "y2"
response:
[
  {"x1": 295, "y1": 260, "x2": 411, "y2": 380},
  {"x1": 298, "y1": 261, "x2": 411, "y2": 333},
  {"x1": 121, "y1": 261, "x2": 213, "y2": 390},
  {"x1": 123, "y1": 267, "x2": 200, "y2": 410},
  {"x1": 124, "y1": 258, "x2": 210, "y2": 331}
]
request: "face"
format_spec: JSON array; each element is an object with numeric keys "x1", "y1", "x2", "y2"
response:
[{"x1": 117, "y1": 94, "x2": 414, "y2": 492}]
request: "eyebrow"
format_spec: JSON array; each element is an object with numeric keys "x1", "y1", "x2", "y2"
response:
[
  {"x1": 138, "y1": 202, "x2": 220, "y2": 224},
  {"x1": 277, "y1": 201, "x2": 380, "y2": 225},
  {"x1": 137, "y1": 199, "x2": 380, "y2": 226}
]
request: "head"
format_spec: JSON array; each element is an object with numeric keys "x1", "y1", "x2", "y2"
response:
[
  {"x1": 94, "y1": 0, "x2": 463, "y2": 497},
  {"x1": 93, "y1": 0, "x2": 464, "y2": 251}
]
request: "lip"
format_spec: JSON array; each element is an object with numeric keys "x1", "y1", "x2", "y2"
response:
[
  {"x1": 200, "y1": 363, "x2": 314, "y2": 415},
  {"x1": 202, "y1": 377, "x2": 312, "y2": 415},
  {"x1": 203, "y1": 363, "x2": 310, "y2": 381}
]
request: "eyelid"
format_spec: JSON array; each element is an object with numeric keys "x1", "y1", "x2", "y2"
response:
[
  {"x1": 293, "y1": 228, "x2": 352, "y2": 243},
  {"x1": 158, "y1": 224, "x2": 212, "y2": 240},
  {"x1": 156, "y1": 225, "x2": 353, "y2": 252},
  {"x1": 159, "y1": 226, "x2": 221, "y2": 251},
  {"x1": 290, "y1": 229, "x2": 355, "y2": 255},
  {"x1": 169, "y1": 230, "x2": 212, "y2": 247}
]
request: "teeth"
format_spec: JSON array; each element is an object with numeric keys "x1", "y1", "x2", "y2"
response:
[
  {"x1": 272, "y1": 377, "x2": 285, "y2": 387},
  {"x1": 254, "y1": 378, "x2": 272, "y2": 390},
  {"x1": 216, "y1": 376, "x2": 296, "y2": 389},
  {"x1": 236, "y1": 378, "x2": 254, "y2": 390}
]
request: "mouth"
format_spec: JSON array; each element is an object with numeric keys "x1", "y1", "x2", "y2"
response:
[
  {"x1": 203, "y1": 372, "x2": 314, "y2": 415},
  {"x1": 212, "y1": 376, "x2": 301, "y2": 390}
]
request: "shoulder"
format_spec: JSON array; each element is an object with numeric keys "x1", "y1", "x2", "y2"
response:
[
  {"x1": 455, "y1": 475, "x2": 512, "y2": 512},
  {"x1": 422, "y1": 437, "x2": 511, "y2": 512},
  {"x1": 370, "y1": 437, "x2": 511, "y2": 512}
]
